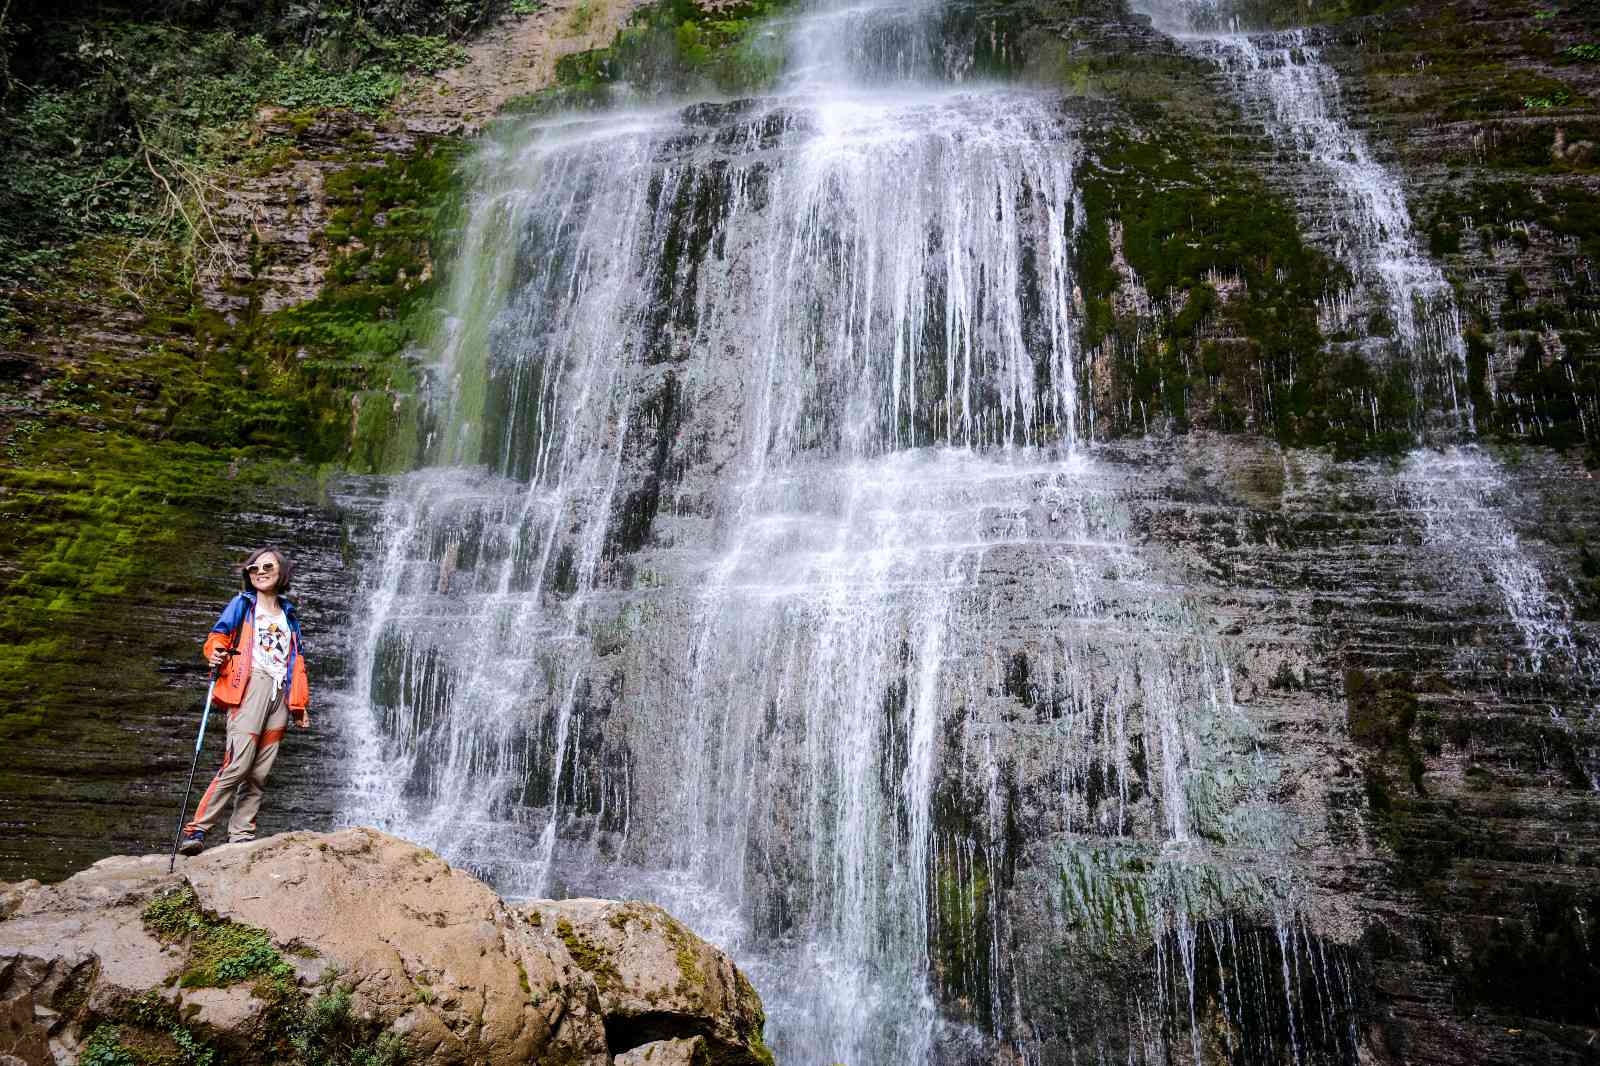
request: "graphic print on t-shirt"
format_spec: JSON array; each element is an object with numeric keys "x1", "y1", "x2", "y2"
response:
[{"x1": 254, "y1": 608, "x2": 292, "y2": 685}]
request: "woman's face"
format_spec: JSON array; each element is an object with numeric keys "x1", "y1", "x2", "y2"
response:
[{"x1": 247, "y1": 553, "x2": 282, "y2": 593}]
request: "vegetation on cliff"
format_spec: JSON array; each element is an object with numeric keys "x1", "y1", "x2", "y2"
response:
[
  {"x1": 0, "y1": 131, "x2": 464, "y2": 736},
  {"x1": 0, "y1": 3, "x2": 477, "y2": 794},
  {"x1": 1075, "y1": 121, "x2": 1414, "y2": 456},
  {"x1": 0, "y1": 0, "x2": 516, "y2": 281},
  {"x1": 502, "y1": 0, "x2": 796, "y2": 113}
]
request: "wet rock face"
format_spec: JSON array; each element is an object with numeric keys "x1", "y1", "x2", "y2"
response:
[
  {"x1": 0, "y1": 104, "x2": 440, "y2": 882},
  {"x1": 1237, "y1": 1, "x2": 1600, "y2": 457},
  {"x1": 981, "y1": 439, "x2": 1600, "y2": 1065},
  {"x1": 0, "y1": 489, "x2": 355, "y2": 885},
  {"x1": 0, "y1": 828, "x2": 771, "y2": 1066},
  {"x1": 569, "y1": 435, "x2": 1600, "y2": 1065},
  {"x1": 6, "y1": 1, "x2": 1600, "y2": 1065}
]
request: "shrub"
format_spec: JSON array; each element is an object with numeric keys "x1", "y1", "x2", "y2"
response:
[{"x1": 0, "y1": 0, "x2": 503, "y2": 278}]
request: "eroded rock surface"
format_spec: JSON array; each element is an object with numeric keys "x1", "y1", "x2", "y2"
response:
[
  {"x1": 521, "y1": 899, "x2": 772, "y2": 1066},
  {"x1": 0, "y1": 828, "x2": 769, "y2": 1066}
]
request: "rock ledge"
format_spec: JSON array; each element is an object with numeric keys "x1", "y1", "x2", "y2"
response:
[{"x1": 0, "y1": 828, "x2": 772, "y2": 1066}]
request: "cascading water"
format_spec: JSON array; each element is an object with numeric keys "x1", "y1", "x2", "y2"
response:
[
  {"x1": 1208, "y1": 31, "x2": 1470, "y2": 420},
  {"x1": 1398, "y1": 448, "x2": 1600, "y2": 786},
  {"x1": 1140, "y1": 1, "x2": 1599, "y2": 794},
  {"x1": 339, "y1": 0, "x2": 1358, "y2": 1062},
  {"x1": 1139, "y1": 2, "x2": 1470, "y2": 426}
]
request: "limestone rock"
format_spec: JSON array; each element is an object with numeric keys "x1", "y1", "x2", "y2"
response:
[
  {"x1": 0, "y1": 854, "x2": 185, "y2": 1027},
  {"x1": 179, "y1": 985, "x2": 269, "y2": 1041},
  {"x1": 393, "y1": 0, "x2": 649, "y2": 134},
  {"x1": 0, "y1": 829, "x2": 769, "y2": 1066},
  {"x1": 520, "y1": 899, "x2": 772, "y2": 1066}
]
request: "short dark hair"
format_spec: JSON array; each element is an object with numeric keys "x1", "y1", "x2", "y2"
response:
[{"x1": 240, "y1": 547, "x2": 294, "y2": 594}]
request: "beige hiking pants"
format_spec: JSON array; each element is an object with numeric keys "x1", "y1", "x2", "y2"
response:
[{"x1": 185, "y1": 668, "x2": 289, "y2": 842}]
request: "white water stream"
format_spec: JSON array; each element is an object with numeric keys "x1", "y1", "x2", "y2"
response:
[
  {"x1": 333, "y1": 0, "x2": 1313, "y2": 1057},
  {"x1": 336, "y1": 2, "x2": 1114, "y2": 1058},
  {"x1": 1134, "y1": 0, "x2": 1473, "y2": 426}
]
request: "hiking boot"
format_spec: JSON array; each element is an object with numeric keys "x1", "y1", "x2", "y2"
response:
[{"x1": 177, "y1": 829, "x2": 205, "y2": 856}]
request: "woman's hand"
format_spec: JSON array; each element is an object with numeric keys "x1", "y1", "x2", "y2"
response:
[
  {"x1": 293, "y1": 710, "x2": 311, "y2": 730},
  {"x1": 207, "y1": 648, "x2": 228, "y2": 668}
]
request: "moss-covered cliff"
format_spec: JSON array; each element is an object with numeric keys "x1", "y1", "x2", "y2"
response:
[{"x1": 0, "y1": 2, "x2": 498, "y2": 878}]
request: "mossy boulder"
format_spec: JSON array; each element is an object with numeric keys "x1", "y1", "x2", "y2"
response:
[{"x1": 0, "y1": 829, "x2": 771, "y2": 1066}]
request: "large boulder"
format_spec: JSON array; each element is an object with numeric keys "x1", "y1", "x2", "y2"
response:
[
  {"x1": 521, "y1": 900, "x2": 772, "y2": 1066},
  {"x1": 0, "y1": 829, "x2": 772, "y2": 1066}
]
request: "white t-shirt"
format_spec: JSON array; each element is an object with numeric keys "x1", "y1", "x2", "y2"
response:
[{"x1": 253, "y1": 605, "x2": 293, "y2": 687}]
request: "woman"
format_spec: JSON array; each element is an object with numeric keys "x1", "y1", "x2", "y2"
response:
[{"x1": 177, "y1": 547, "x2": 311, "y2": 855}]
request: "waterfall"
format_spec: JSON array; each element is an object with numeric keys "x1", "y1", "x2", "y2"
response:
[
  {"x1": 1137, "y1": 7, "x2": 1599, "y2": 795},
  {"x1": 1132, "y1": 0, "x2": 1469, "y2": 427},
  {"x1": 1399, "y1": 448, "x2": 1600, "y2": 787},
  {"x1": 335, "y1": 1, "x2": 1371, "y2": 1062},
  {"x1": 1167, "y1": 21, "x2": 1471, "y2": 428}
]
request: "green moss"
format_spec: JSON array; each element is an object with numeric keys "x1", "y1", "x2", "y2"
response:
[
  {"x1": 281, "y1": 976, "x2": 410, "y2": 1066},
  {"x1": 0, "y1": 126, "x2": 469, "y2": 765},
  {"x1": 80, "y1": 1026, "x2": 142, "y2": 1066},
  {"x1": 1345, "y1": 668, "x2": 1430, "y2": 855},
  {"x1": 141, "y1": 886, "x2": 294, "y2": 989},
  {"x1": 1345, "y1": 668, "x2": 1420, "y2": 750},
  {"x1": 225, "y1": 139, "x2": 469, "y2": 472},
  {"x1": 1475, "y1": 120, "x2": 1600, "y2": 172},
  {"x1": 539, "y1": 0, "x2": 797, "y2": 101},
  {"x1": 1077, "y1": 123, "x2": 1416, "y2": 455},
  {"x1": 81, "y1": 964, "x2": 407, "y2": 1066},
  {"x1": 929, "y1": 857, "x2": 994, "y2": 1029},
  {"x1": 80, "y1": 1024, "x2": 150, "y2": 1066},
  {"x1": 745, "y1": 1027, "x2": 777, "y2": 1066},
  {"x1": 1423, "y1": 180, "x2": 1600, "y2": 455},
  {"x1": 662, "y1": 920, "x2": 705, "y2": 1004},
  {"x1": 1207, "y1": 0, "x2": 1410, "y2": 30},
  {"x1": 73, "y1": 993, "x2": 221, "y2": 1065},
  {"x1": 0, "y1": 432, "x2": 258, "y2": 723},
  {"x1": 554, "y1": 917, "x2": 623, "y2": 995},
  {"x1": 143, "y1": 887, "x2": 210, "y2": 942}
]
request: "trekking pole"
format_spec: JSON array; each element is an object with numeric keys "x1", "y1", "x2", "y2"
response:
[{"x1": 168, "y1": 642, "x2": 237, "y2": 872}]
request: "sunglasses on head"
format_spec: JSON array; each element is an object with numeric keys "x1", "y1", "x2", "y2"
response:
[{"x1": 247, "y1": 562, "x2": 278, "y2": 575}]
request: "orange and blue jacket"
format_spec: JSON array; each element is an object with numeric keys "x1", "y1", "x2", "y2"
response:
[{"x1": 201, "y1": 591, "x2": 310, "y2": 713}]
